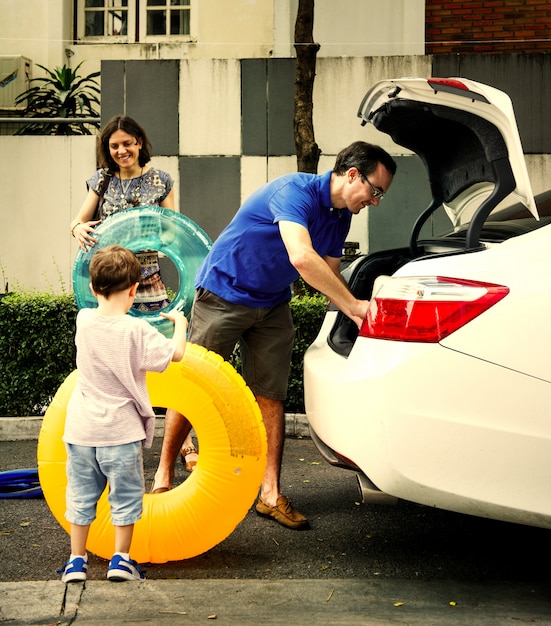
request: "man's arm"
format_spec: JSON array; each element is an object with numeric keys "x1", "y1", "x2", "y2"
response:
[{"x1": 279, "y1": 220, "x2": 369, "y2": 328}]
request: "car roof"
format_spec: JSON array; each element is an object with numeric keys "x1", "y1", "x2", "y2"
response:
[{"x1": 358, "y1": 77, "x2": 538, "y2": 249}]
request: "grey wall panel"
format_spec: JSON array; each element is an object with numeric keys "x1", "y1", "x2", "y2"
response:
[
  {"x1": 242, "y1": 59, "x2": 268, "y2": 156},
  {"x1": 100, "y1": 60, "x2": 125, "y2": 126},
  {"x1": 179, "y1": 156, "x2": 241, "y2": 241},
  {"x1": 101, "y1": 60, "x2": 179, "y2": 156},
  {"x1": 242, "y1": 58, "x2": 295, "y2": 156},
  {"x1": 267, "y1": 58, "x2": 295, "y2": 156},
  {"x1": 368, "y1": 155, "x2": 432, "y2": 253},
  {"x1": 126, "y1": 61, "x2": 179, "y2": 156},
  {"x1": 432, "y1": 54, "x2": 551, "y2": 154}
]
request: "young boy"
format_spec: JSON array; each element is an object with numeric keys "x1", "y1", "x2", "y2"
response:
[{"x1": 57, "y1": 244, "x2": 187, "y2": 583}]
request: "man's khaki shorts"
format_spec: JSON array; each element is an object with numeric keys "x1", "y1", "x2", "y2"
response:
[{"x1": 188, "y1": 288, "x2": 295, "y2": 400}]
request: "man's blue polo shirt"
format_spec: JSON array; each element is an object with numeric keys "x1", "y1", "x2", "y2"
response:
[{"x1": 195, "y1": 170, "x2": 352, "y2": 308}]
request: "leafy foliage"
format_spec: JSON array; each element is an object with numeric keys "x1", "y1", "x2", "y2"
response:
[
  {"x1": 0, "y1": 287, "x2": 327, "y2": 416},
  {"x1": 0, "y1": 292, "x2": 77, "y2": 416},
  {"x1": 287, "y1": 291, "x2": 328, "y2": 412},
  {"x1": 14, "y1": 62, "x2": 100, "y2": 135}
]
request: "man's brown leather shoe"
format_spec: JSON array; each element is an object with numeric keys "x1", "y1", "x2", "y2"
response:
[{"x1": 255, "y1": 495, "x2": 310, "y2": 529}]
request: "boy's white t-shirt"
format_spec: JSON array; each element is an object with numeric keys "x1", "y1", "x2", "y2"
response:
[{"x1": 64, "y1": 308, "x2": 175, "y2": 449}]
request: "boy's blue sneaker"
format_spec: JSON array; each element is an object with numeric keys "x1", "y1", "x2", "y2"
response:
[
  {"x1": 107, "y1": 554, "x2": 145, "y2": 582},
  {"x1": 57, "y1": 556, "x2": 88, "y2": 583}
]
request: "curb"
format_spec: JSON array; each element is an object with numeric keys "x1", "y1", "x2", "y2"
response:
[{"x1": 0, "y1": 413, "x2": 311, "y2": 442}]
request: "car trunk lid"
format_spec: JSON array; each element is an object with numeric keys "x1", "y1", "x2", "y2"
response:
[{"x1": 358, "y1": 77, "x2": 538, "y2": 248}]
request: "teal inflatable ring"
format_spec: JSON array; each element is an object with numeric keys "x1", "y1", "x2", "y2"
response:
[{"x1": 72, "y1": 206, "x2": 211, "y2": 337}]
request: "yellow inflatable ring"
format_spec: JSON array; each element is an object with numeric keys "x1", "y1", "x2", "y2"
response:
[{"x1": 38, "y1": 343, "x2": 267, "y2": 564}]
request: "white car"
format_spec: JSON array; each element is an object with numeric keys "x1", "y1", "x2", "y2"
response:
[{"x1": 304, "y1": 77, "x2": 551, "y2": 529}]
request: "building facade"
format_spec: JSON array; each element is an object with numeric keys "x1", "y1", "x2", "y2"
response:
[{"x1": 1, "y1": 1, "x2": 550, "y2": 291}]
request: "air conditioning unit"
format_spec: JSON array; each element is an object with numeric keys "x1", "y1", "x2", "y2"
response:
[{"x1": 0, "y1": 56, "x2": 32, "y2": 110}]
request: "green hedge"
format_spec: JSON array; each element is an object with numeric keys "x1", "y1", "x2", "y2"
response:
[
  {"x1": 287, "y1": 292, "x2": 328, "y2": 412},
  {"x1": 0, "y1": 292, "x2": 78, "y2": 416},
  {"x1": 0, "y1": 289, "x2": 328, "y2": 416}
]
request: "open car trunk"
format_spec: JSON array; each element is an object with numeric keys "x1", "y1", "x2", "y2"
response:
[{"x1": 329, "y1": 77, "x2": 537, "y2": 357}]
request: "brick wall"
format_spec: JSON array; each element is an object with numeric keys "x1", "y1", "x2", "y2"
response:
[{"x1": 426, "y1": 0, "x2": 551, "y2": 54}]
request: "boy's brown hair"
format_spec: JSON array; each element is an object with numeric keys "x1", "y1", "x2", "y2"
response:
[{"x1": 90, "y1": 244, "x2": 141, "y2": 298}]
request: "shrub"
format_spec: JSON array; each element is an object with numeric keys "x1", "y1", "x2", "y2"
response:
[
  {"x1": 286, "y1": 291, "x2": 328, "y2": 412},
  {"x1": 0, "y1": 287, "x2": 327, "y2": 416},
  {"x1": 0, "y1": 292, "x2": 77, "y2": 416},
  {"x1": 14, "y1": 62, "x2": 100, "y2": 135}
]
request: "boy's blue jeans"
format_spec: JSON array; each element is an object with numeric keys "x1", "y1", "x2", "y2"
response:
[{"x1": 64, "y1": 441, "x2": 144, "y2": 526}]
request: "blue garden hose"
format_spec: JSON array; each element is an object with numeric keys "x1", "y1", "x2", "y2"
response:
[{"x1": 0, "y1": 468, "x2": 43, "y2": 499}]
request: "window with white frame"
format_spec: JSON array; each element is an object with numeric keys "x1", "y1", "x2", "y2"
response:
[
  {"x1": 77, "y1": 0, "x2": 191, "y2": 42},
  {"x1": 146, "y1": 0, "x2": 190, "y2": 37}
]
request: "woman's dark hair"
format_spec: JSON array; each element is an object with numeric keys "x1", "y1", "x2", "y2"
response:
[
  {"x1": 333, "y1": 141, "x2": 397, "y2": 178},
  {"x1": 97, "y1": 115, "x2": 153, "y2": 171}
]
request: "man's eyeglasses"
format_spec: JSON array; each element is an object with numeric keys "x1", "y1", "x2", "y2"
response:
[{"x1": 361, "y1": 174, "x2": 385, "y2": 200}]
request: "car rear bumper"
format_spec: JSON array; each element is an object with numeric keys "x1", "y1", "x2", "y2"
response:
[{"x1": 304, "y1": 331, "x2": 551, "y2": 528}]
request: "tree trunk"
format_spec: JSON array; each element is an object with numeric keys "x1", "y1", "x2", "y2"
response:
[{"x1": 294, "y1": 0, "x2": 321, "y2": 174}]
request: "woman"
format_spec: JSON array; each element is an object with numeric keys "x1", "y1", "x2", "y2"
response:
[{"x1": 69, "y1": 115, "x2": 198, "y2": 482}]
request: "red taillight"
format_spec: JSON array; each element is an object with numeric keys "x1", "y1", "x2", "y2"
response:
[
  {"x1": 428, "y1": 78, "x2": 469, "y2": 91},
  {"x1": 426, "y1": 78, "x2": 490, "y2": 103},
  {"x1": 359, "y1": 276, "x2": 509, "y2": 343}
]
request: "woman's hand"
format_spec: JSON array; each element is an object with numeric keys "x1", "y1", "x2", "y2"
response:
[{"x1": 72, "y1": 220, "x2": 101, "y2": 251}]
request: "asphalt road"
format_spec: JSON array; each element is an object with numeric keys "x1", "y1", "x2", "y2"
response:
[
  {"x1": 2, "y1": 435, "x2": 551, "y2": 586},
  {"x1": 3, "y1": 436, "x2": 551, "y2": 624}
]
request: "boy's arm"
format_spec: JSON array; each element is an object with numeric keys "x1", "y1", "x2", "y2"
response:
[{"x1": 160, "y1": 310, "x2": 188, "y2": 361}]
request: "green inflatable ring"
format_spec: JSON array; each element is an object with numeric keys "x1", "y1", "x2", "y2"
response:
[{"x1": 72, "y1": 206, "x2": 211, "y2": 337}]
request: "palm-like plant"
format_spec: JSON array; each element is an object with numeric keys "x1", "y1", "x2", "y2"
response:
[{"x1": 14, "y1": 62, "x2": 101, "y2": 135}]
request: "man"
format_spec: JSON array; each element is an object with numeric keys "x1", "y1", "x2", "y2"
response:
[{"x1": 151, "y1": 141, "x2": 396, "y2": 529}]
